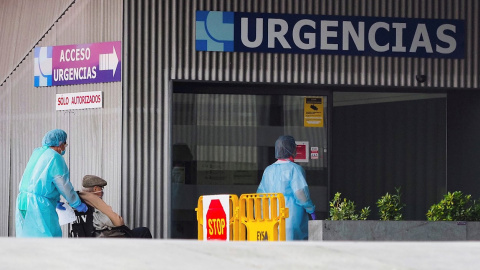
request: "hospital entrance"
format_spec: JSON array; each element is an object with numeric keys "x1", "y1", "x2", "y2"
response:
[{"x1": 170, "y1": 82, "x2": 330, "y2": 239}]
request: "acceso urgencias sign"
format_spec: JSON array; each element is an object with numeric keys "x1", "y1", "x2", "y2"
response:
[{"x1": 34, "y1": 41, "x2": 121, "y2": 87}]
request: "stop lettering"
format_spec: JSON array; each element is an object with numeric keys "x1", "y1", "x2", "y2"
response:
[{"x1": 206, "y1": 199, "x2": 227, "y2": 240}]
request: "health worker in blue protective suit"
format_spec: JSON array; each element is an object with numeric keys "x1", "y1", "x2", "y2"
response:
[
  {"x1": 257, "y1": 135, "x2": 316, "y2": 240},
  {"x1": 16, "y1": 129, "x2": 88, "y2": 237}
]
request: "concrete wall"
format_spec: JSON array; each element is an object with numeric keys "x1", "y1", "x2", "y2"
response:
[{"x1": 309, "y1": 220, "x2": 480, "y2": 241}]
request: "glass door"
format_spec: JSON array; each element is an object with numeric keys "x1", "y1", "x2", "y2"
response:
[{"x1": 171, "y1": 92, "x2": 329, "y2": 239}]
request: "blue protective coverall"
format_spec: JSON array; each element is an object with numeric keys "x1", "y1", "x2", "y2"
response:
[
  {"x1": 16, "y1": 146, "x2": 82, "y2": 237},
  {"x1": 257, "y1": 160, "x2": 315, "y2": 240}
]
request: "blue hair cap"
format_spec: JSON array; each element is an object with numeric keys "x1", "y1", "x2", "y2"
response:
[
  {"x1": 275, "y1": 135, "x2": 297, "y2": 159},
  {"x1": 42, "y1": 129, "x2": 67, "y2": 147}
]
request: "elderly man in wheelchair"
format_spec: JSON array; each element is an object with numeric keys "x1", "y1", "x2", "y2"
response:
[{"x1": 67, "y1": 175, "x2": 152, "y2": 238}]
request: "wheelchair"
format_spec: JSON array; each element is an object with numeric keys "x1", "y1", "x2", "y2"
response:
[{"x1": 68, "y1": 204, "x2": 133, "y2": 238}]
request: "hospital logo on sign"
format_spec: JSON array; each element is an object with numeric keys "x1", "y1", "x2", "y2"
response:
[
  {"x1": 34, "y1": 46, "x2": 53, "y2": 87},
  {"x1": 196, "y1": 11, "x2": 234, "y2": 52}
]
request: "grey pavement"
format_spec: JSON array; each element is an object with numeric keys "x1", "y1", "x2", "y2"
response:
[{"x1": 1, "y1": 238, "x2": 479, "y2": 269}]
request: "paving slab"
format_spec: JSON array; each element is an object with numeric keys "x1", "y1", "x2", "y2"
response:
[{"x1": 0, "y1": 238, "x2": 479, "y2": 270}]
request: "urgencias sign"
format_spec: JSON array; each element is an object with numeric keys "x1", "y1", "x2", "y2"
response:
[{"x1": 196, "y1": 11, "x2": 464, "y2": 59}]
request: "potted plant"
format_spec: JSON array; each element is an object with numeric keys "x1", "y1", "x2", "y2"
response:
[
  {"x1": 328, "y1": 192, "x2": 370, "y2": 220},
  {"x1": 426, "y1": 191, "x2": 480, "y2": 221},
  {"x1": 376, "y1": 187, "x2": 405, "y2": 221}
]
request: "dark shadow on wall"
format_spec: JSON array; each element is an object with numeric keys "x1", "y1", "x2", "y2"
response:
[
  {"x1": 332, "y1": 98, "x2": 446, "y2": 220},
  {"x1": 447, "y1": 92, "x2": 480, "y2": 200}
]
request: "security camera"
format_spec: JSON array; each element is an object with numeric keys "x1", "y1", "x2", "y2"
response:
[{"x1": 416, "y1": 75, "x2": 427, "y2": 83}]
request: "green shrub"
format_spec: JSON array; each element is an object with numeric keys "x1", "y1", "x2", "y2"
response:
[
  {"x1": 426, "y1": 191, "x2": 480, "y2": 221},
  {"x1": 329, "y1": 192, "x2": 370, "y2": 220},
  {"x1": 376, "y1": 187, "x2": 405, "y2": 221}
]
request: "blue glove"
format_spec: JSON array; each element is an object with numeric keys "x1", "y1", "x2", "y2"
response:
[
  {"x1": 56, "y1": 202, "x2": 66, "y2": 210},
  {"x1": 75, "y1": 203, "x2": 88, "y2": 213},
  {"x1": 310, "y1": 213, "x2": 316, "y2": 220}
]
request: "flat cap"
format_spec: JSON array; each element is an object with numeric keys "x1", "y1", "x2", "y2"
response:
[{"x1": 82, "y1": 175, "x2": 108, "y2": 188}]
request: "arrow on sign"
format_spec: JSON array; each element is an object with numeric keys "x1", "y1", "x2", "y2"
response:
[{"x1": 99, "y1": 46, "x2": 119, "y2": 76}]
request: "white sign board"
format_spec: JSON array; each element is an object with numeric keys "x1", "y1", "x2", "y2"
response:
[
  {"x1": 56, "y1": 203, "x2": 76, "y2": 225},
  {"x1": 56, "y1": 91, "x2": 103, "y2": 110},
  {"x1": 202, "y1": 194, "x2": 230, "y2": 241}
]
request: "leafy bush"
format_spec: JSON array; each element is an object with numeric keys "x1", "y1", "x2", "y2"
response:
[
  {"x1": 376, "y1": 187, "x2": 405, "y2": 221},
  {"x1": 329, "y1": 192, "x2": 370, "y2": 220},
  {"x1": 426, "y1": 191, "x2": 480, "y2": 221}
]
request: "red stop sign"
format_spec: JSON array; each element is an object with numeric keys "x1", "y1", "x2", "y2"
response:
[{"x1": 206, "y1": 199, "x2": 227, "y2": 240}]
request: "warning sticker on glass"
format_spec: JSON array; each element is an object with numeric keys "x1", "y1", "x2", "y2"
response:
[{"x1": 304, "y1": 97, "x2": 324, "y2": 127}]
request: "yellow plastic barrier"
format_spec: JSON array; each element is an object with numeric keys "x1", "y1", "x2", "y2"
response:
[
  {"x1": 196, "y1": 195, "x2": 239, "y2": 241},
  {"x1": 238, "y1": 193, "x2": 289, "y2": 241}
]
